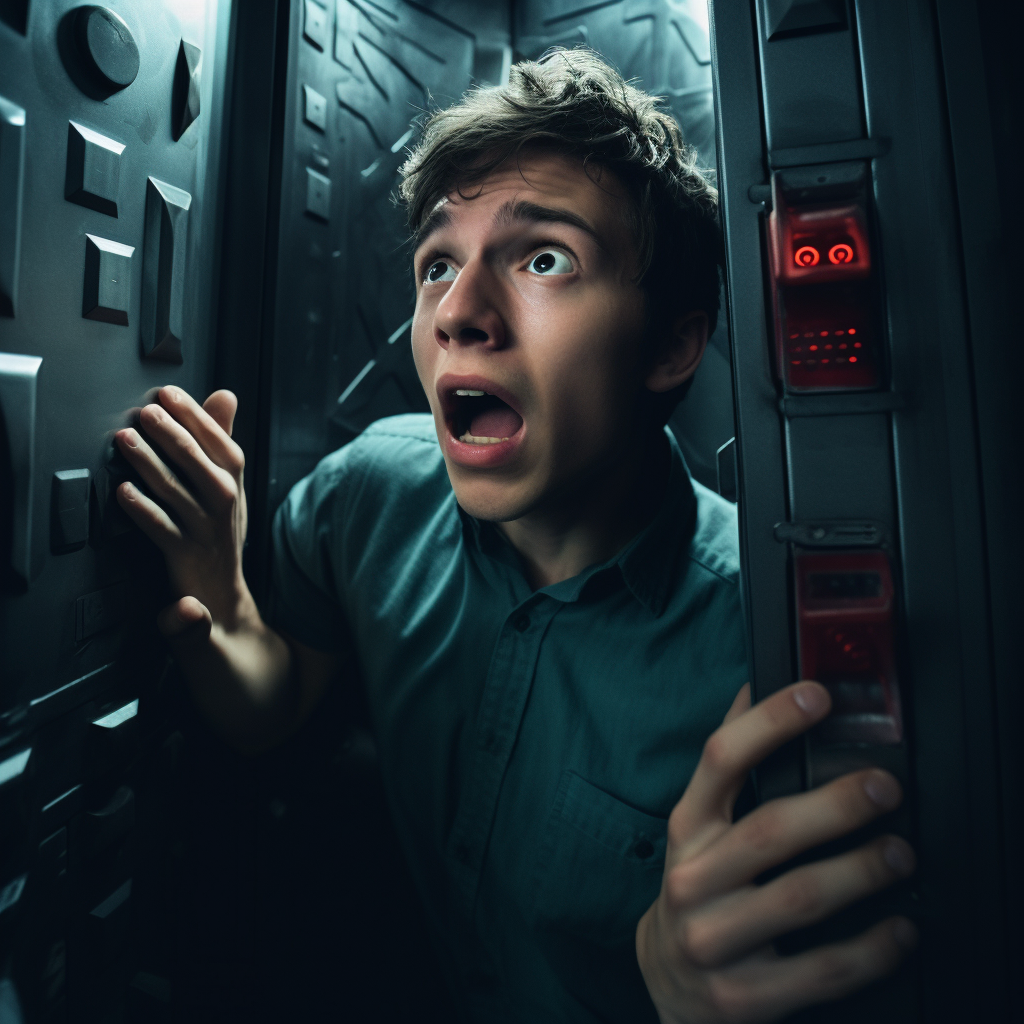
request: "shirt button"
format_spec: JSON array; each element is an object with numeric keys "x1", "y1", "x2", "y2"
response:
[
  {"x1": 511, "y1": 612, "x2": 530, "y2": 632},
  {"x1": 634, "y1": 838, "x2": 655, "y2": 860}
]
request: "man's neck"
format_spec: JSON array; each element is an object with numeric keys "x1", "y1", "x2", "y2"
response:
[{"x1": 498, "y1": 429, "x2": 671, "y2": 590}]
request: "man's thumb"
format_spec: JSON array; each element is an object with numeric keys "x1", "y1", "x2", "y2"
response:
[{"x1": 157, "y1": 596, "x2": 213, "y2": 656}]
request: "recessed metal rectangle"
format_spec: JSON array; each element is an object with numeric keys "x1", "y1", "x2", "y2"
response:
[
  {"x1": 303, "y1": 84, "x2": 327, "y2": 131},
  {"x1": 0, "y1": 95, "x2": 26, "y2": 316},
  {"x1": 305, "y1": 166, "x2": 331, "y2": 221},
  {"x1": 51, "y1": 468, "x2": 91, "y2": 551},
  {"x1": 141, "y1": 177, "x2": 191, "y2": 361},
  {"x1": 303, "y1": 0, "x2": 328, "y2": 51},
  {"x1": 75, "y1": 583, "x2": 129, "y2": 642},
  {"x1": 83, "y1": 234, "x2": 134, "y2": 325}
]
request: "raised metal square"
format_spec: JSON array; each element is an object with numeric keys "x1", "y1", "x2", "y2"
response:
[
  {"x1": 303, "y1": 84, "x2": 327, "y2": 131},
  {"x1": 141, "y1": 177, "x2": 191, "y2": 361},
  {"x1": 83, "y1": 234, "x2": 133, "y2": 325},
  {"x1": 305, "y1": 167, "x2": 331, "y2": 221},
  {"x1": 65, "y1": 121, "x2": 124, "y2": 217},
  {"x1": 0, "y1": 95, "x2": 26, "y2": 317}
]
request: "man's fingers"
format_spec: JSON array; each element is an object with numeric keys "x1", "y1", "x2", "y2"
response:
[
  {"x1": 680, "y1": 768, "x2": 904, "y2": 899},
  {"x1": 116, "y1": 481, "x2": 183, "y2": 552},
  {"x1": 705, "y1": 916, "x2": 917, "y2": 1023},
  {"x1": 115, "y1": 428, "x2": 207, "y2": 533},
  {"x1": 676, "y1": 835, "x2": 916, "y2": 967},
  {"x1": 157, "y1": 385, "x2": 244, "y2": 474},
  {"x1": 670, "y1": 682, "x2": 831, "y2": 843},
  {"x1": 723, "y1": 683, "x2": 751, "y2": 725},
  {"x1": 202, "y1": 389, "x2": 238, "y2": 437},
  {"x1": 138, "y1": 402, "x2": 237, "y2": 511}
]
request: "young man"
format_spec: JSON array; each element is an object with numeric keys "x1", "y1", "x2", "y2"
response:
[{"x1": 114, "y1": 50, "x2": 917, "y2": 1024}]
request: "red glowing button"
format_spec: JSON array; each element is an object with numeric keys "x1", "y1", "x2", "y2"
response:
[
  {"x1": 828, "y1": 242, "x2": 855, "y2": 265},
  {"x1": 794, "y1": 245, "x2": 820, "y2": 267}
]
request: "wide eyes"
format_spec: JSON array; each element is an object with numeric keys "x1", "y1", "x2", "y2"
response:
[
  {"x1": 422, "y1": 248, "x2": 574, "y2": 284},
  {"x1": 527, "y1": 250, "x2": 573, "y2": 276},
  {"x1": 425, "y1": 260, "x2": 457, "y2": 283}
]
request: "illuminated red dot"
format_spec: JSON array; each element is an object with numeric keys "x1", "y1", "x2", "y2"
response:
[
  {"x1": 849, "y1": 356, "x2": 858, "y2": 363},
  {"x1": 836, "y1": 330, "x2": 845, "y2": 335},
  {"x1": 854, "y1": 341, "x2": 862, "y2": 348},
  {"x1": 848, "y1": 328, "x2": 857, "y2": 335},
  {"x1": 791, "y1": 360, "x2": 801, "y2": 365},
  {"x1": 794, "y1": 245, "x2": 820, "y2": 267},
  {"x1": 822, "y1": 358, "x2": 830, "y2": 364},
  {"x1": 828, "y1": 243, "x2": 855, "y2": 264},
  {"x1": 790, "y1": 333, "x2": 799, "y2": 340},
  {"x1": 825, "y1": 344, "x2": 833, "y2": 350},
  {"x1": 820, "y1": 331, "x2": 829, "y2": 337},
  {"x1": 839, "y1": 343, "x2": 848, "y2": 349},
  {"x1": 809, "y1": 344, "x2": 818, "y2": 351}
]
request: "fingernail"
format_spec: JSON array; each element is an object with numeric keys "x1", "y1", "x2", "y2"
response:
[
  {"x1": 122, "y1": 482, "x2": 135, "y2": 500},
  {"x1": 864, "y1": 770, "x2": 902, "y2": 810},
  {"x1": 892, "y1": 917, "x2": 918, "y2": 950},
  {"x1": 793, "y1": 682, "x2": 829, "y2": 716},
  {"x1": 883, "y1": 837, "x2": 916, "y2": 876},
  {"x1": 121, "y1": 430, "x2": 138, "y2": 449}
]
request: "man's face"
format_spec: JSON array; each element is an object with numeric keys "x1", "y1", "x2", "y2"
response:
[{"x1": 411, "y1": 150, "x2": 654, "y2": 522}]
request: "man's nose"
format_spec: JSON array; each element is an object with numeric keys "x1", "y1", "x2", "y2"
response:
[{"x1": 433, "y1": 260, "x2": 506, "y2": 350}]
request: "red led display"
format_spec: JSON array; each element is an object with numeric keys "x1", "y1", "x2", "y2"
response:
[
  {"x1": 794, "y1": 550, "x2": 902, "y2": 745},
  {"x1": 767, "y1": 173, "x2": 879, "y2": 391}
]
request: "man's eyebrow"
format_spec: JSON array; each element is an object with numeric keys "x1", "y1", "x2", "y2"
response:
[
  {"x1": 493, "y1": 199, "x2": 605, "y2": 247},
  {"x1": 413, "y1": 197, "x2": 606, "y2": 252},
  {"x1": 414, "y1": 203, "x2": 453, "y2": 250}
]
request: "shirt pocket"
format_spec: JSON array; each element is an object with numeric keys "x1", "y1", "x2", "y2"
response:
[{"x1": 529, "y1": 769, "x2": 668, "y2": 949}]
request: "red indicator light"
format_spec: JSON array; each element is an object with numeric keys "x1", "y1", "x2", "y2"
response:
[
  {"x1": 828, "y1": 243, "x2": 855, "y2": 265},
  {"x1": 854, "y1": 342, "x2": 862, "y2": 348},
  {"x1": 794, "y1": 245, "x2": 820, "y2": 267},
  {"x1": 809, "y1": 344, "x2": 818, "y2": 351},
  {"x1": 849, "y1": 356, "x2": 858, "y2": 363},
  {"x1": 848, "y1": 328, "x2": 857, "y2": 335}
]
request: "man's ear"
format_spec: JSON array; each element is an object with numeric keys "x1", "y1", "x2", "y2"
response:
[{"x1": 645, "y1": 310, "x2": 709, "y2": 393}]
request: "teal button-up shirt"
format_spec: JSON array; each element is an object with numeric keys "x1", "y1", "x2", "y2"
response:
[{"x1": 271, "y1": 414, "x2": 748, "y2": 1023}]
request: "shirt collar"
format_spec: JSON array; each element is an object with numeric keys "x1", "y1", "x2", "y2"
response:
[{"x1": 459, "y1": 426, "x2": 698, "y2": 617}]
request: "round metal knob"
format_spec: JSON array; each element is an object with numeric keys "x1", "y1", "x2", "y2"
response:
[{"x1": 73, "y1": 6, "x2": 139, "y2": 92}]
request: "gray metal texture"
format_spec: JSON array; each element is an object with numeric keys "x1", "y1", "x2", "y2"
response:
[{"x1": 0, "y1": 0, "x2": 233, "y2": 1017}]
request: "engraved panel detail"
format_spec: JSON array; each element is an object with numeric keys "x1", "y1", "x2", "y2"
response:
[
  {"x1": 303, "y1": 0, "x2": 328, "y2": 51},
  {"x1": 65, "y1": 121, "x2": 124, "y2": 217},
  {"x1": 141, "y1": 177, "x2": 192, "y2": 362}
]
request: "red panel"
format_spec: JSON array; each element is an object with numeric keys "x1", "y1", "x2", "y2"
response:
[{"x1": 794, "y1": 550, "x2": 902, "y2": 745}]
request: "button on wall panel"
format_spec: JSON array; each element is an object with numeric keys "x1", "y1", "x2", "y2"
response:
[
  {"x1": 0, "y1": 96, "x2": 26, "y2": 317},
  {"x1": 141, "y1": 177, "x2": 191, "y2": 362},
  {"x1": 303, "y1": 84, "x2": 327, "y2": 131},
  {"x1": 303, "y1": 0, "x2": 328, "y2": 51},
  {"x1": 764, "y1": 0, "x2": 847, "y2": 40},
  {"x1": 305, "y1": 167, "x2": 331, "y2": 221},
  {"x1": 68, "y1": 5, "x2": 140, "y2": 96},
  {"x1": 172, "y1": 39, "x2": 202, "y2": 140},
  {"x1": 65, "y1": 121, "x2": 124, "y2": 217},
  {"x1": 83, "y1": 234, "x2": 133, "y2": 325},
  {"x1": 0, "y1": 353, "x2": 41, "y2": 584},
  {"x1": 51, "y1": 469, "x2": 91, "y2": 552}
]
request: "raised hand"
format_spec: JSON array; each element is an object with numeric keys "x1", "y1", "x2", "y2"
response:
[{"x1": 636, "y1": 682, "x2": 917, "y2": 1024}]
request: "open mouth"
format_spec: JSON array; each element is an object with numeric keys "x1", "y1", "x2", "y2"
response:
[{"x1": 445, "y1": 386, "x2": 524, "y2": 445}]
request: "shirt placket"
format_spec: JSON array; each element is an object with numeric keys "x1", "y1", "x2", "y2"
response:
[{"x1": 446, "y1": 593, "x2": 559, "y2": 920}]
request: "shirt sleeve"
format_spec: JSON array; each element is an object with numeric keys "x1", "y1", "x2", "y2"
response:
[{"x1": 268, "y1": 448, "x2": 352, "y2": 653}]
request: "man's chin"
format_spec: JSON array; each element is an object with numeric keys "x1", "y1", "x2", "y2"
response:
[{"x1": 448, "y1": 477, "x2": 537, "y2": 524}]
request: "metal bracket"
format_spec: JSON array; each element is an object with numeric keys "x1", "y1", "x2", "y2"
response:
[{"x1": 774, "y1": 520, "x2": 886, "y2": 548}]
